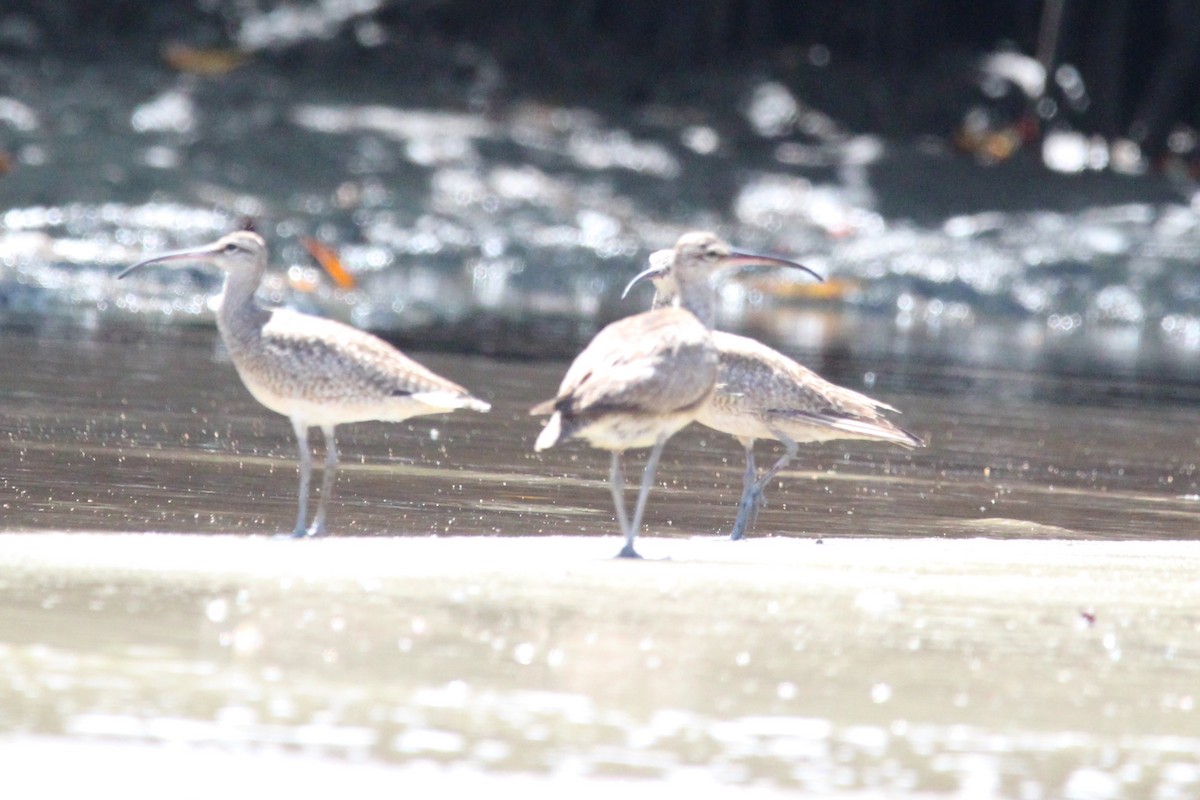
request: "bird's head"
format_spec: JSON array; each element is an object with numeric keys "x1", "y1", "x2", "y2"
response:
[
  {"x1": 119, "y1": 230, "x2": 268, "y2": 279},
  {"x1": 623, "y1": 231, "x2": 821, "y2": 300}
]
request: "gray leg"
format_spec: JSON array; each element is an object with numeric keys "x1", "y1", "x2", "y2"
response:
[
  {"x1": 740, "y1": 433, "x2": 799, "y2": 539},
  {"x1": 729, "y1": 438, "x2": 758, "y2": 541},
  {"x1": 609, "y1": 451, "x2": 630, "y2": 539},
  {"x1": 756, "y1": 434, "x2": 798, "y2": 492},
  {"x1": 291, "y1": 418, "x2": 312, "y2": 537},
  {"x1": 617, "y1": 435, "x2": 667, "y2": 559},
  {"x1": 309, "y1": 424, "x2": 338, "y2": 536}
]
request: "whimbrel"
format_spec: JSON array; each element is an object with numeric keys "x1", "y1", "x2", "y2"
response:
[
  {"x1": 121, "y1": 230, "x2": 490, "y2": 537},
  {"x1": 626, "y1": 250, "x2": 922, "y2": 540},
  {"x1": 531, "y1": 231, "x2": 816, "y2": 558}
]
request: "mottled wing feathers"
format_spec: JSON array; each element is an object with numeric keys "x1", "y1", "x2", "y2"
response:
[
  {"x1": 711, "y1": 332, "x2": 922, "y2": 447},
  {"x1": 259, "y1": 309, "x2": 485, "y2": 406}
]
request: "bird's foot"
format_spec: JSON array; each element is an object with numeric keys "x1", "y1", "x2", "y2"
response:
[
  {"x1": 614, "y1": 543, "x2": 673, "y2": 561},
  {"x1": 729, "y1": 487, "x2": 766, "y2": 541},
  {"x1": 615, "y1": 543, "x2": 643, "y2": 559}
]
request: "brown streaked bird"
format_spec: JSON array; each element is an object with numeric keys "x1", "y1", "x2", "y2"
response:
[
  {"x1": 120, "y1": 230, "x2": 490, "y2": 537},
  {"x1": 627, "y1": 249, "x2": 922, "y2": 540},
  {"x1": 531, "y1": 231, "x2": 818, "y2": 558}
]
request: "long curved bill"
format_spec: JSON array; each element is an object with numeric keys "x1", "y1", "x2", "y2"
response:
[
  {"x1": 118, "y1": 241, "x2": 224, "y2": 279},
  {"x1": 621, "y1": 249, "x2": 675, "y2": 298},
  {"x1": 722, "y1": 250, "x2": 824, "y2": 283},
  {"x1": 622, "y1": 247, "x2": 823, "y2": 299}
]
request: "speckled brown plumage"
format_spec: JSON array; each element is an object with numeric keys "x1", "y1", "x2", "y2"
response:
[
  {"x1": 643, "y1": 250, "x2": 922, "y2": 539},
  {"x1": 228, "y1": 307, "x2": 489, "y2": 425},
  {"x1": 698, "y1": 332, "x2": 920, "y2": 448},
  {"x1": 531, "y1": 231, "x2": 813, "y2": 558}
]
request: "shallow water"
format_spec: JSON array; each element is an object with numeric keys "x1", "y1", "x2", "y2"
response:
[
  {"x1": 3, "y1": 321, "x2": 1200, "y2": 541},
  {"x1": 7, "y1": 321, "x2": 1200, "y2": 544}
]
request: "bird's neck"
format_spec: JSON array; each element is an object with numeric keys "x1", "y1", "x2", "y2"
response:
[
  {"x1": 216, "y1": 266, "x2": 270, "y2": 345},
  {"x1": 672, "y1": 278, "x2": 716, "y2": 329}
]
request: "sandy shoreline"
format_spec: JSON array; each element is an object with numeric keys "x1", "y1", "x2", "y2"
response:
[
  {"x1": 3, "y1": 530, "x2": 1198, "y2": 572},
  {"x1": 3, "y1": 532, "x2": 1198, "y2": 797},
  {"x1": 1, "y1": 533, "x2": 1197, "y2": 610}
]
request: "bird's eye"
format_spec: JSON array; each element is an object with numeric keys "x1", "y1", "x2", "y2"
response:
[
  {"x1": 704, "y1": 248, "x2": 720, "y2": 260},
  {"x1": 223, "y1": 243, "x2": 239, "y2": 255}
]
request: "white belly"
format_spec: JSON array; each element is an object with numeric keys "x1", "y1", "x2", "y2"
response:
[
  {"x1": 696, "y1": 404, "x2": 775, "y2": 441},
  {"x1": 240, "y1": 374, "x2": 445, "y2": 427}
]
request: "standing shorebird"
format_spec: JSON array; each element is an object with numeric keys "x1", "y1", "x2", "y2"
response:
[
  {"x1": 531, "y1": 231, "x2": 816, "y2": 558},
  {"x1": 625, "y1": 250, "x2": 922, "y2": 540},
  {"x1": 120, "y1": 230, "x2": 490, "y2": 537}
]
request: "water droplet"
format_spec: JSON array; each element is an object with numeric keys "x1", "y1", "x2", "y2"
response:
[
  {"x1": 513, "y1": 642, "x2": 535, "y2": 665},
  {"x1": 205, "y1": 597, "x2": 229, "y2": 623}
]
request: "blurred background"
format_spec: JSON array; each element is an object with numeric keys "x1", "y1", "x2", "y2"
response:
[
  {"x1": 3, "y1": 0, "x2": 1200, "y2": 374},
  {"x1": 7, "y1": 6, "x2": 1200, "y2": 795}
]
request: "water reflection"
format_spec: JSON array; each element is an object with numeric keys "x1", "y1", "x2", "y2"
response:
[{"x1": 3, "y1": 322, "x2": 1200, "y2": 539}]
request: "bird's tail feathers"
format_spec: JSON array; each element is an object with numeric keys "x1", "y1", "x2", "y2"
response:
[
  {"x1": 413, "y1": 391, "x2": 491, "y2": 413},
  {"x1": 828, "y1": 417, "x2": 924, "y2": 448},
  {"x1": 534, "y1": 413, "x2": 563, "y2": 451}
]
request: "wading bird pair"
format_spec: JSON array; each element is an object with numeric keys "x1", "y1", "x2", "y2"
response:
[
  {"x1": 533, "y1": 231, "x2": 921, "y2": 557},
  {"x1": 123, "y1": 230, "x2": 919, "y2": 553}
]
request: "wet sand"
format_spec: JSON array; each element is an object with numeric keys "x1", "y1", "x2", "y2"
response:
[{"x1": 2, "y1": 533, "x2": 1198, "y2": 796}]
